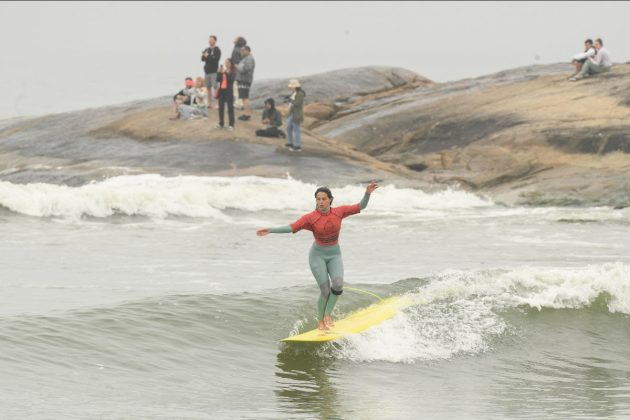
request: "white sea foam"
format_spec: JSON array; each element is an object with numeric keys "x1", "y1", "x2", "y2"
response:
[
  {"x1": 333, "y1": 262, "x2": 630, "y2": 363},
  {"x1": 0, "y1": 174, "x2": 492, "y2": 219}
]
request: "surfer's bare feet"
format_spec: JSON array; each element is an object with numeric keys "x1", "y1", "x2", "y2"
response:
[
  {"x1": 323, "y1": 315, "x2": 335, "y2": 327},
  {"x1": 318, "y1": 320, "x2": 329, "y2": 330}
]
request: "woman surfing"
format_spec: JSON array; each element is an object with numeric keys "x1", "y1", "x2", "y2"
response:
[{"x1": 257, "y1": 182, "x2": 378, "y2": 330}]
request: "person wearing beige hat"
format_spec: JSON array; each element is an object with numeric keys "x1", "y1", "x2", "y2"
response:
[{"x1": 286, "y1": 79, "x2": 305, "y2": 152}]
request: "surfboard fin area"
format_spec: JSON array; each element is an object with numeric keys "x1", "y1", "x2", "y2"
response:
[{"x1": 281, "y1": 296, "x2": 413, "y2": 343}]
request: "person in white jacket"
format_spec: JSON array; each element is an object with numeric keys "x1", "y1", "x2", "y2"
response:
[
  {"x1": 570, "y1": 39, "x2": 596, "y2": 77},
  {"x1": 570, "y1": 38, "x2": 612, "y2": 81}
]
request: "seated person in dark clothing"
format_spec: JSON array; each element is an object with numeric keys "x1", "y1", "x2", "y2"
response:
[
  {"x1": 570, "y1": 39, "x2": 596, "y2": 77},
  {"x1": 171, "y1": 77, "x2": 195, "y2": 119},
  {"x1": 256, "y1": 98, "x2": 285, "y2": 138},
  {"x1": 173, "y1": 77, "x2": 194, "y2": 105}
]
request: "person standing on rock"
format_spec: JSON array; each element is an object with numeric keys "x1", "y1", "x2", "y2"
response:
[
  {"x1": 570, "y1": 39, "x2": 596, "y2": 78},
  {"x1": 285, "y1": 79, "x2": 305, "y2": 152},
  {"x1": 231, "y1": 36, "x2": 247, "y2": 109},
  {"x1": 236, "y1": 45, "x2": 255, "y2": 122},
  {"x1": 201, "y1": 35, "x2": 221, "y2": 110},
  {"x1": 215, "y1": 58, "x2": 236, "y2": 130},
  {"x1": 570, "y1": 38, "x2": 612, "y2": 81}
]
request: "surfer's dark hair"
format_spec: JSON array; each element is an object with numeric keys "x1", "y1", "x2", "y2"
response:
[{"x1": 314, "y1": 187, "x2": 333, "y2": 204}]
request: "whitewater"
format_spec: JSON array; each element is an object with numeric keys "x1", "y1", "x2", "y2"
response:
[{"x1": 2, "y1": 175, "x2": 630, "y2": 419}]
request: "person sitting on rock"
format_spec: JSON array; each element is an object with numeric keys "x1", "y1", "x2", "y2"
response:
[
  {"x1": 570, "y1": 39, "x2": 596, "y2": 78},
  {"x1": 570, "y1": 38, "x2": 612, "y2": 81},
  {"x1": 256, "y1": 98, "x2": 284, "y2": 138},
  {"x1": 171, "y1": 77, "x2": 194, "y2": 119},
  {"x1": 176, "y1": 77, "x2": 209, "y2": 120}
]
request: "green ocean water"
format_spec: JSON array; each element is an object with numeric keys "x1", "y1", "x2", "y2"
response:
[{"x1": 1, "y1": 176, "x2": 630, "y2": 419}]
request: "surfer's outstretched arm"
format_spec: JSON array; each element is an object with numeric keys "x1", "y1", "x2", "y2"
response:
[
  {"x1": 269, "y1": 225, "x2": 292, "y2": 233},
  {"x1": 359, "y1": 182, "x2": 379, "y2": 210},
  {"x1": 256, "y1": 225, "x2": 292, "y2": 236}
]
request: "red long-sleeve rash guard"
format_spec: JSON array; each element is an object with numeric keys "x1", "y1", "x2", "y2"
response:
[{"x1": 290, "y1": 204, "x2": 361, "y2": 246}]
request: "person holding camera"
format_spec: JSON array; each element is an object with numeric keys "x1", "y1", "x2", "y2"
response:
[{"x1": 215, "y1": 58, "x2": 236, "y2": 130}]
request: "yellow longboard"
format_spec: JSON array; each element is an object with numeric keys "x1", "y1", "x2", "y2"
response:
[{"x1": 281, "y1": 296, "x2": 413, "y2": 343}]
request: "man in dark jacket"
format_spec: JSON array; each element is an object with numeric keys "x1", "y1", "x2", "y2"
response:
[
  {"x1": 202, "y1": 35, "x2": 221, "y2": 109},
  {"x1": 256, "y1": 98, "x2": 284, "y2": 138},
  {"x1": 171, "y1": 77, "x2": 194, "y2": 119},
  {"x1": 173, "y1": 77, "x2": 194, "y2": 105}
]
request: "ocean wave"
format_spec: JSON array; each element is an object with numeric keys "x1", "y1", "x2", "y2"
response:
[
  {"x1": 3, "y1": 263, "x2": 629, "y2": 366},
  {"x1": 0, "y1": 174, "x2": 492, "y2": 219},
  {"x1": 332, "y1": 262, "x2": 630, "y2": 363}
]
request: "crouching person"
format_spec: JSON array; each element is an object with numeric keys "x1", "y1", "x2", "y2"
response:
[{"x1": 256, "y1": 98, "x2": 284, "y2": 138}]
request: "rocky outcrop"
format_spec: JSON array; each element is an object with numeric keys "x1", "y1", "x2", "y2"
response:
[
  {"x1": 314, "y1": 63, "x2": 630, "y2": 206},
  {"x1": 1, "y1": 64, "x2": 629, "y2": 206}
]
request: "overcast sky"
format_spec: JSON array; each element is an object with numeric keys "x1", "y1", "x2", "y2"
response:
[{"x1": 1, "y1": 1, "x2": 629, "y2": 119}]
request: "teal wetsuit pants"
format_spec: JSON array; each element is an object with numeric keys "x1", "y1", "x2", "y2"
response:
[
  {"x1": 269, "y1": 191, "x2": 370, "y2": 321},
  {"x1": 309, "y1": 243, "x2": 344, "y2": 321}
]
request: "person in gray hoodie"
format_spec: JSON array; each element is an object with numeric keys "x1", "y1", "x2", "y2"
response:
[
  {"x1": 231, "y1": 36, "x2": 247, "y2": 106},
  {"x1": 236, "y1": 45, "x2": 255, "y2": 121}
]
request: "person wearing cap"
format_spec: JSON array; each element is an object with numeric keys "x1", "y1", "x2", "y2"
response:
[
  {"x1": 286, "y1": 79, "x2": 305, "y2": 152},
  {"x1": 256, "y1": 98, "x2": 284, "y2": 138}
]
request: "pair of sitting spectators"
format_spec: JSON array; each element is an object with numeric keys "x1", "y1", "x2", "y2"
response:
[{"x1": 172, "y1": 77, "x2": 208, "y2": 120}]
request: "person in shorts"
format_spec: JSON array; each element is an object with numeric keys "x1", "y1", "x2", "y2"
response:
[
  {"x1": 236, "y1": 45, "x2": 255, "y2": 121},
  {"x1": 202, "y1": 35, "x2": 221, "y2": 109}
]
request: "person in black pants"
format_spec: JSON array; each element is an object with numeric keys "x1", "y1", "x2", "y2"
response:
[{"x1": 216, "y1": 58, "x2": 236, "y2": 130}]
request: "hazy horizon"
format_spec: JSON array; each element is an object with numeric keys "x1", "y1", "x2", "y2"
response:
[{"x1": 1, "y1": 1, "x2": 629, "y2": 119}]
